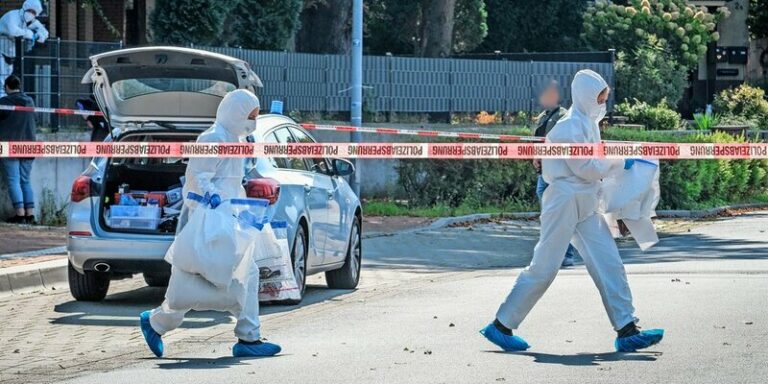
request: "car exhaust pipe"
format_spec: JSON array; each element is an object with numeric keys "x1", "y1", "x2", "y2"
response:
[{"x1": 94, "y1": 262, "x2": 111, "y2": 273}]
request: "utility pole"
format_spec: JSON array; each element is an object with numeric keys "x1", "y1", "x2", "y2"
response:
[{"x1": 349, "y1": 0, "x2": 363, "y2": 197}]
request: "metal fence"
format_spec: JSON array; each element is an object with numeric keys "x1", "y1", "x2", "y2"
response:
[
  {"x1": 3, "y1": 38, "x2": 123, "y2": 130},
  {"x1": 203, "y1": 46, "x2": 615, "y2": 116},
  {"x1": 7, "y1": 38, "x2": 613, "y2": 130}
]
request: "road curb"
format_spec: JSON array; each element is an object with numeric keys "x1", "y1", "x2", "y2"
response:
[
  {"x1": 0, "y1": 259, "x2": 68, "y2": 297},
  {"x1": 362, "y1": 203, "x2": 768, "y2": 239},
  {"x1": 656, "y1": 203, "x2": 768, "y2": 218}
]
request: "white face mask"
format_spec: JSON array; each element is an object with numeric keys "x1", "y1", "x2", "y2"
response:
[
  {"x1": 595, "y1": 103, "x2": 607, "y2": 122},
  {"x1": 242, "y1": 118, "x2": 257, "y2": 136},
  {"x1": 23, "y1": 11, "x2": 35, "y2": 23}
]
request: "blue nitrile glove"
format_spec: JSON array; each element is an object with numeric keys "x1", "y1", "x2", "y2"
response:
[
  {"x1": 624, "y1": 159, "x2": 635, "y2": 170},
  {"x1": 32, "y1": 32, "x2": 39, "y2": 42},
  {"x1": 209, "y1": 193, "x2": 221, "y2": 209}
]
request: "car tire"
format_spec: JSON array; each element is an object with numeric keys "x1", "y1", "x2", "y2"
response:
[
  {"x1": 143, "y1": 273, "x2": 170, "y2": 287},
  {"x1": 68, "y1": 261, "x2": 110, "y2": 301},
  {"x1": 281, "y1": 224, "x2": 308, "y2": 305},
  {"x1": 326, "y1": 215, "x2": 362, "y2": 290}
]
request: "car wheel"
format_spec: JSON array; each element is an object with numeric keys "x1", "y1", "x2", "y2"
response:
[
  {"x1": 283, "y1": 223, "x2": 308, "y2": 305},
  {"x1": 68, "y1": 261, "x2": 110, "y2": 301},
  {"x1": 326, "y1": 215, "x2": 362, "y2": 289},
  {"x1": 143, "y1": 273, "x2": 170, "y2": 287}
]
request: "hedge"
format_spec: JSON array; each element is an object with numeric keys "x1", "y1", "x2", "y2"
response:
[{"x1": 396, "y1": 128, "x2": 768, "y2": 210}]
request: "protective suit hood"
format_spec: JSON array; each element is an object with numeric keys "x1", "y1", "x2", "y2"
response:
[
  {"x1": 215, "y1": 89, "x2": 260, "y2": 139},
  {"x1": 571, "y1": 69, "x2": 608, "y2": 120},
  {"x1": 22, "y1": 0, "x2": 43, "y2": 15}
]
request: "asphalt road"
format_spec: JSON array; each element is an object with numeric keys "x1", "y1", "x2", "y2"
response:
[{"x1": 1, "y1": 213, "x2": 767, "y2": 384}]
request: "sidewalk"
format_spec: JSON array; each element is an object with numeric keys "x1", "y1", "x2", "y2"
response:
[{"x1": 0, "y1": 216, "x2": 434, "y2": 296}]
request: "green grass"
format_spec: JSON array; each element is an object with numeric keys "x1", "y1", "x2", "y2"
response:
[
  {"x1": 363, "y1": 200, "x2": 538, "y2": 218},
  {"x1": 364, "y1": 192, "x2": 768, "y2": 218}
]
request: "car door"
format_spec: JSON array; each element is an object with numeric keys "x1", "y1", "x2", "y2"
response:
[
  {"x1": 269, "y1": 127, "x2": 330, "y2": 263},
  {"x1": 288, "y1": 127, "x2": 347, "y2": 263}
]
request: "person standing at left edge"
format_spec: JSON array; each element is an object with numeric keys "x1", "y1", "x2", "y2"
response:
[
  {"x1": 480, "y1": 70, "x2": 664, "y2": 353},
  {"x1": 0, "y1": 75, "x2": 37, "y2": 224}
]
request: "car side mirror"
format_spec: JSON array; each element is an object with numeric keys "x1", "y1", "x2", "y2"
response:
[{"x1": 332, "y1": 158, "x2": 355, "y2": 176}]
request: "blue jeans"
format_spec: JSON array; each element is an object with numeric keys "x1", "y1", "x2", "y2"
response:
[
  {"x1": 536, "y1": 175, "x2": 575, "y2": 260},
  {"x1": 1, "y1": 159, "x2": 35, "y2": 210}
]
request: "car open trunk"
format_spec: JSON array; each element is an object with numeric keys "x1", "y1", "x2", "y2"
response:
[{"x1": 98, "y1": 130, "x2": 200, "y2": 235}]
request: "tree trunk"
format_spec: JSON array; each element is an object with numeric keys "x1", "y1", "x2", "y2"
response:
[
  {"x1": 295, "y1": 0, "x2": 352, "y2": 53},
  {"x1": 419, "y1": 0, "x2": 457, "y2": 57}
]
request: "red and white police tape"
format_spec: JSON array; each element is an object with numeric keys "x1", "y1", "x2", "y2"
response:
[
  {"x1": 0, "y1": 104, "x2": 105, "y2": 117},
  {"x1": 1, "y1": 142, "x2": 766, "y2": 159},
  {"x1": 2, "y1": 105, "x2": 765, "y2": 159}
]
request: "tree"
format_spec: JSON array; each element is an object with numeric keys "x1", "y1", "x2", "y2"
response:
[
  {"x1": 452, "y1": 0, "x2": 488, "y2": 53},
  {"x1": 295, "y1": 0, "x2": 352, "y2": 54},
  {"x1": 365, "y1": 0, "x2": 487, "y2": 56},
  {"x1": 615, "y1": 36, "x2": 689, "y2": 106},
  {"x1": 582, "y1": 0, "x2": 730, "y2": 68},
  {"x1": 149, "y1": 0, "x2": 232, "y2": 46},
  {"x1": 476, "y1": 0, "x2": 587, "y2": 53},
  {"x1": 418, "y1": 0, "x2": 458, "y2": 57},
  {"x1": 228, "y1": 0, "x2": 303, "y2": 50},
  {"x1": 748, "y1": 0, "x2": 768, "y2": 39}
]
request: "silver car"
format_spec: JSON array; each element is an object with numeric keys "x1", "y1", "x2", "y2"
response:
[{"x1": 67, "y1": 47, "x2": 362, "y2": 303}]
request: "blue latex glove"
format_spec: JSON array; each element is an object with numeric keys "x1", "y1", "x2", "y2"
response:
[
  {"x1": 209, "y1": 193, "x2": 222, "y2": 209},
  {"x1": 624, "y1": 159, "x2": 635, "y2": 170},
  {"x1": 32, "y1": 32, "x2": 39, "y2": 42}
]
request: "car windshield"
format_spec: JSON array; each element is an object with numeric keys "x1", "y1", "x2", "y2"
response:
[{"x1": 111, "y1": 78, "x2": 237, "y2": 101}]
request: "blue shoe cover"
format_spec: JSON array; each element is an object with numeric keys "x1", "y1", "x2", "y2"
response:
[
  {"x1": 479, "y1": 323, "x2": 530, "y2": 351},
  {"x1": 615, "y1": 329, "x2": 664, "y2": 352},
  {"x1": 139, "y1": 310, "x2": 164, "y2": 357},
  {"x1": 232, "y1": 341, "x2": 282, "y2": 357}
]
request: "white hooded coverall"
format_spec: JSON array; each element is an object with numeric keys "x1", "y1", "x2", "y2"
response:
[
  {"x1": 496, "y1": 70, "x2": 638, "y2": 331},
  {"x1": 0, "y1": 0, "x2": 48, "y2": 94},
  {"x1": 150, "y1": 89, "x2": 262, "y2": 342}
]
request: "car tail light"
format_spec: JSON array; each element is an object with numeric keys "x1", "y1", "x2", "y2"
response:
[
  {"x1": 68, "y1": 231, "x2": 92, "y2": 237},
  {"x1": 71, "y1": 176, "x2": 92, "y2": 203},
  {"x1": 246, "y1": 178, "x2": 280, "y2": 204}
]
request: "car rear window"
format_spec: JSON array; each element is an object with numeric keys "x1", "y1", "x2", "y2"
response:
[{"x1": 112, "y1": 78, "x2": 237, "y2": 100}]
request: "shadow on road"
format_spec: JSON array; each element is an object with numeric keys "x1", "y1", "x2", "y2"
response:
[
  {"x1": 153, "y1": 355, "x2": 285, "y2": 370},
  {"x1": 512, "y1": 351, "x2": 660, "y2": 365},
  {"x1": 50, "y1": 284, "x2": 355, "y2": 328}
]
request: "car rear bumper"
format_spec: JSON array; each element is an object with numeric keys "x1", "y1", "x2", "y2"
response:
[{"x1": 68, "y1": 235, "x2": 172, "y2": 274}]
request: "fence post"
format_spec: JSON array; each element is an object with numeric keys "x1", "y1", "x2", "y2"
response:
[
  {"x1": 528, "y1": 60, "x2": 534, "y2": 123},
  {"x1": 52, "y1": 37, "x2": 61, "y2": 132},
  {"x1": 387, "y1": 53, "x2": 394, "y2": 122},
  {"x1": 14, "y1": 37, "x2": 24, "y2": 89},
  {"x1": 282, "y1": 50, "x2": 288, "y2": 108},
  {"x1": 448, "y1": 59, "x2": 454, "y2": 122},
  {"x1": 503, "y1": 61, "x2": 510, "y2": 124}
]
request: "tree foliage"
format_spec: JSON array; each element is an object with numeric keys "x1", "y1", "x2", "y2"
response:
[
  {"x1": 229, "y1": 0, "x2": 303, "y2": 50},
  {"x1": 149, "y1": 0, "x2": 232, "y2": 46},
  {"x1": 453, "y1": 0, "x2": 488, "y2": 53},
  {"x1": 615, "y1": 36, "x2": 689, "y2": 107},
  {"x1": 476, "y1": 0, "x2": 586, "y2": 53},
  {"x1": 149, "y1": 0, "x2": 301, "y2": 50},
  {"x1": 364, "y1": 0, "x2": 487, "y2": 56},
  {"x1": 748, "y1": 0, "x2": 768, "y2": 39},
  {"x1": 582, "y1": 0, "x2": 730, "y2": 68}
]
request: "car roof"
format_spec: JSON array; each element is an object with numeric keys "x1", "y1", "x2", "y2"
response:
[{"x1": 254, "y1": 114, "x2": 305, "y2": 137}]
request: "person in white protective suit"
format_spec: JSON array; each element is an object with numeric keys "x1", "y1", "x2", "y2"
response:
[
  {"x1": 139, "y1": 89, "x2": 281, "y2": 358},
  {"x1": 480, "y1": 70, "x2": 664, "y2": 353},
  {"x1": 0, "y1": 0, "x2": 48, "y2": 96}
]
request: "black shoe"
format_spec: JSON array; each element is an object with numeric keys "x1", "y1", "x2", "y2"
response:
[
  {"x1": 24, "y1": 216, "x2": 36, "y2": 225},
  {"x1": 5, "y1": 215, "x2": 26, "y2": 224}
]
